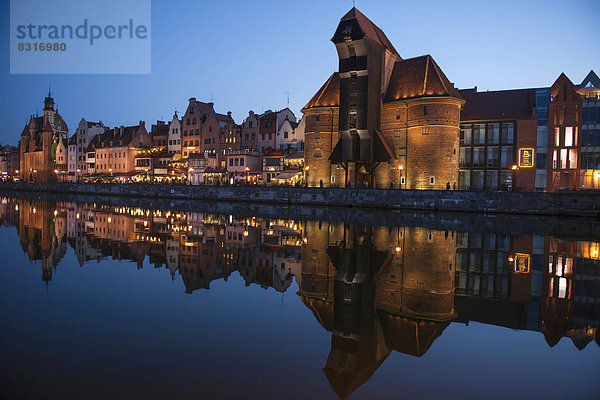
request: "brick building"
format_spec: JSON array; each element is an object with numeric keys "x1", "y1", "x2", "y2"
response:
[
  {"x1": 548, "y1": 74, "x2": 582, "y2": 191},
  {"x1": 458, "y1": 88, "x2": 538, "y2": 191},
  {"x1": 241, "y1": 111, "x2": 260, "y2": 153},
  {"x1": 180, "y1": 98, "x2": 234, "y2": 167},
  {"x1": 303, "y1": 8, "x2": 463, "y2": 189},
  {"x1": 19, "y1": 91, "x2": 69, "y2": 182}
]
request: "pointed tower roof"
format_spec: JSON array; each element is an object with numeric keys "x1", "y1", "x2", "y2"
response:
[
  {"x1": 577, "y1": 70, "x2": 600, "y2": 96},
  {"x1": 332, "y1": 8, "x2": 400, "y2": 58}
]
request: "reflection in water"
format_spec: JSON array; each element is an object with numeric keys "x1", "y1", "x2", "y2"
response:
[{"x1": 1, "y1": 196, "x2": 599, "y2": 398}]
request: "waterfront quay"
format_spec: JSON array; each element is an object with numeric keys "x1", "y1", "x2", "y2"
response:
[{"x1": 2, "y1": 182, "x2": 600, "y2": 218}]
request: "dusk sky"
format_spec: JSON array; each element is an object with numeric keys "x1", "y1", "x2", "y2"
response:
[{"x1": 1, "y1": 0, "x2": 599, "y2": 145}]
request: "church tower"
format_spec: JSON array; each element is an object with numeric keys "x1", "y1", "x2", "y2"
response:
[{"x1": 43, "y1": 89, "x2": 55, "y2": 127}]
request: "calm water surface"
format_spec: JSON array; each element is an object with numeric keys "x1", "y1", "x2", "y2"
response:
[{"x1": 0, "y1": 195, "x2": 598, "y2": 399}]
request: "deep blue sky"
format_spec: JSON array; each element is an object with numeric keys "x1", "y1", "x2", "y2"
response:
[{"x1": 1, "y1": 0, "x2": 599, "y2": 146}]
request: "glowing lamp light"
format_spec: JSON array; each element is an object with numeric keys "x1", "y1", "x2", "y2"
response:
[
  {"x1": 54, "y1": 169, "x2": 59, "y2": 174},
  {"x1": 32, "y1": 207, "x2": 36, "y2": 214},
  {"x1": 398, "y1": 165, "x2": 404, "y2": 170},
  {"x1": 511, "y1": 165, "x2": 518, "y2": 171},
  {"x1": 244, "y1": 167, "x2": 250, "y2": 171},
  {"x1": 15, "y1": 205, "x2": 19, "y2": 211},
  {"x1": 53, "y1": 210, "x2": 58, "y2": 216},
  {"x1": 76, "y1": 213, "x2": 80, "y2": 219},
  {"x1": 305, "y1": 166, "x2": 310, "y2": 171},
  {"x1": 508, "y1": 256, "x2": 514, "y2": 262},
  {"x1": 15, "y1": 170, "x2": 19, "y2": 174},
  {"x1": 395, "y1": 246, "x2": 401, "y2": 253},
  {"x1": 107, "y1": 217, "x2": 112, "y2": 223}
]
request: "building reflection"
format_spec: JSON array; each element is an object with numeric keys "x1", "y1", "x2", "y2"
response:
[{"x1": 0, "y1": 196, "x2": 598, "y2": 398}]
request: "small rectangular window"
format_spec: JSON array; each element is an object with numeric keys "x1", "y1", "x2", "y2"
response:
[
  {"x1": 430, "y1": 176, "x2": 435, "y2": 184},
  {"x1": 424, "y1": 106, "x2": 428, "y2": 116},
  {"x1": 422, "y1": 127, "x2": 429, "y2": 135}
]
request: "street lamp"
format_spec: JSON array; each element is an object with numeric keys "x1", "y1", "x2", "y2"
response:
[
  {"x1": 398, "y1": 165, "x2": 404, "y2": 189},
  {"x1": 304, "y1": 165, "x2": 309, "y2": 186},
  {"x1": 76, "y1": 168, "x2": 81, "y2": 183},
  {"x1": 109, "y1": 168, "x2": 113, "y2": 178},
  {"x1": 245, "y1": 166, "x2": 250, "y2": 183},
  {"x1": 511, "y1": 165, "x2": 518, "y2": 192}
]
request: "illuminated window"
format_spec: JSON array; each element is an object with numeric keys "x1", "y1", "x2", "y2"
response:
[
  {"x1": 553, "y1": 150, "x2": 558, "y2": 169},
  {"x1": 560, "y1": 149, "x2": 567, "y2": 169},
  {"x1": 569, "y1": 149, "x2": 577, "y2": 169},
  {"x1": 565, "y1": 127, "x2": 573, "y2": 147},
  {"x1": 422, "y1": 127, "x2": 429, "y2": 135},
  {"x1": 558, "y1": 277, "x2": 567, "y2": 298}
]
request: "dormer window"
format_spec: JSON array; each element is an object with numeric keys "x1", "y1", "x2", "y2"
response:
[{"x1": 343, "y1": 25, "x2": 352, "y2": 39}]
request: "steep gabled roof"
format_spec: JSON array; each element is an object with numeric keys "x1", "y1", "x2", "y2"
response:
[
  {"x1": 303, "y1": 73, "x2": 340, "y2": 110},
  {"x1": 383, "y1": 55, "x2": 462, "y2": 102},
  {"x1": 334, "y1": 8, "x2": 400, "y2": 58},
  {"x1": 580, "y1": 70, "x2": 599, "y2": 89}
]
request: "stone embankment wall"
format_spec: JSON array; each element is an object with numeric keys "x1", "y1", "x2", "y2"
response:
[{"x1": 1, "y1": 182, "x2": 600, "y2": 217}]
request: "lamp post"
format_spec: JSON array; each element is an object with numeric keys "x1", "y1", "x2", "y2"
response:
[
  {"x1": 109, "y1": 168, "x2": 113, "y2": 179},
  {"x1": 245, "y1": 166, "x2": 250, "y2": 184},
  {"x1": 76, "y1": 168, "x2": 81, "y2": 183},
  {"x1": 188, "y1": 167, "x2": 194, "y2": 185},
  {"x1": 304, "y1": 165, "x2": 309, "y2": 187},
  {"x1": 398, "y1": 165, "x2": 404, "y2": 189},
  {"x1": 511, "y1": 164, "x2": 518, "y2": 191}
]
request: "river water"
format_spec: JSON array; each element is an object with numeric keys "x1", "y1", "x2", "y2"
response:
[{"x1": 0, "y1": 195, "x2": 598, "y2": 399}]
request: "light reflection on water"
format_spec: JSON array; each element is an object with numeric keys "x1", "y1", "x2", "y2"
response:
[{"x1": 0, "y1": 196, "x2": 599, "y2": 399}]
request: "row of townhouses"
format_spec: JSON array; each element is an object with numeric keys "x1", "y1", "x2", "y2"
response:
[{"x1": 11, "y1": 92, "x2": 306, "y2": 185}]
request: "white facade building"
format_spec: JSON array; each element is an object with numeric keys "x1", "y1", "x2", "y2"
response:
[
  {"x1": 276, "y1": 115, "x2": 304, "y2": 151},
  {"x1": 168, "y1": 112, "x2": 182, "y2": 155}
]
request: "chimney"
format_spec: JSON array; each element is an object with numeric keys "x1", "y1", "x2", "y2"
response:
[
  {"x1": 208, "y1": 102, "x2": 214, "y2": 109},
  {"x1": 189, "y1": 97, "x2": 196, "y2": 102}
]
